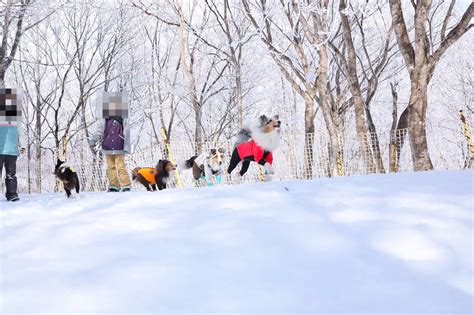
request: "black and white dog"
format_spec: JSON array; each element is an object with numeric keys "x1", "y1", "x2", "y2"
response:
[
  {"x1": 53, "y1": 159, "x2": 80, "y2": 198},
  {"x1": 183, "y1": 148, "x2": 226, "y2": 186}
]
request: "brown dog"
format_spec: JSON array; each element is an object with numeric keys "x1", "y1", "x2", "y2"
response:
[{"x1": 132, "y1": 159, "x2": 176, "y2": 191}]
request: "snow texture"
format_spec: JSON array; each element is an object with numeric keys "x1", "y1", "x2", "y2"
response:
[{"x1": 1, "y1": 170, "x2": 472, "y2": 313}]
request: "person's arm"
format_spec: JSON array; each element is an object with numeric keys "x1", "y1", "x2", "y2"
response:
[
  {"x1": 123, "y1": 118, "x2": 131, "y2": 154},
  {"x1": 88, "y1": 119, "x2": 105, "y2": 146},
  {"x1": 17, "y1": 121, "x2": 26, "y2": 154}
]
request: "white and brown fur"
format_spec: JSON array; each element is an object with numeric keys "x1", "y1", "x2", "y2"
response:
[
  {"x1": 53, "y1": 159, "x2": 80, "y2": 198},
  {"x1": 228, "y1": 114, "x2": 281, "y2": 177},
  {"x1": 132, "y1": 159, "x2": 176, "y2": 191},
  {"x1": 183, "y1": 148, "x2": 225, "y2": 186},
  {"x1": 236, "y1": 114, "x2": 281, "y2": 152}
]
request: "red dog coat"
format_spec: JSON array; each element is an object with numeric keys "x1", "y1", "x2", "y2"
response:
[{"x1": 236, "y1": 140, "x2": 273, "y2": 164}]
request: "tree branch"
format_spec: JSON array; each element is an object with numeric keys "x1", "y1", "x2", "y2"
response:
[
  {"x1": 431, "y1": 2, "x2": 473, "y2": 66},
  {"x1": 389, "y1": 0, "x2": 415, "y2": 71}
]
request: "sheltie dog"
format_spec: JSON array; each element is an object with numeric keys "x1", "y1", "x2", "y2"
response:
[
  {"x1": 183, "y1": 148, "x2": 226, "y2": 186},
  {"x1": 227, "y1": 114, "x2": 281, "y2": 178},
  {"x1": 53, "y1": 159, "x2": 80, "y2": 198},
  {"x1": 132, "y1": 159, "x2": 176, "y2": 191}
]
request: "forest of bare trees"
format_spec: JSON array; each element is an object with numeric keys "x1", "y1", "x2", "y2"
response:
[{"x1": 1, "y1": 0, "x2": 473, "y2": 188}]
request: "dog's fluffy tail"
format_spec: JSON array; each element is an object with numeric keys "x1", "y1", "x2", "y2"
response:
[
  {"x1": 235, "y1": 127, "x2": 252, "y2": 147},
  {"x1": 182, "y1": 156, "x2": 198, "y2": 169},
  {"x1": 131, "y1": 167, "x2": 140, "y2": 181}
]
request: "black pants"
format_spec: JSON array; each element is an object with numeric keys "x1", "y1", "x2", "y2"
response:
[
  {"x1": 227, "y1": 148, "x2": 252, "y2": 176},
  {"x1": 0, "y1": 155, "x2": 18, "y2": 200}
]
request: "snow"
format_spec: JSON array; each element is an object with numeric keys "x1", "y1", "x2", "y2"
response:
[{"x1": 1, "y1": 170, "x2": 472, "y2": 313}]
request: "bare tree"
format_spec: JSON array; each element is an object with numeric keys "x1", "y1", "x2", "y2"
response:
[
  {"x1": 1, "y1": 0, "x2": 30, "y2": 84},
  {"x1": 140, "y1": 21, "x2": 181, "y2": 144},
  {"x1": 243, "y1": 0, "x2": 342, "y2": 177},
  {"x1": 205, "y1": 0, "x2": 253, "y2": 128},
  {"x1": 329, "y1": 1, "x2": 400, "y2": 173},
  {"x1": 389, "y1": 0, "x2": 474, "y2": 171}
]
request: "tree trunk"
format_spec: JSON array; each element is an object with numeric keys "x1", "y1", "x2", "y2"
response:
[
  {"x1": 389, "y1": 82, "x2": 399, "y2": 172},
  {"x1": 303, "y1": 93, "x2": 314, "y2": 179},
  {"x1": 35, "y1": 103, "x2": 42, "y2": 192},
  {"x1": 316, "y1": 45, "x2": 339, "y2": 177},
  {"x1": 235, "y1": 64, "x2": 243, "y2": 128},
  {"x1": 407, "y1": 73, "x2": 433, "y2": 171},
  {"x1": 26, "y1": 118, "x2": 31, "y2": 193},
  {"x1": 339, "y1": 0, "x2": 374, "y2": 173},
  {"x1": 366, "y1": 108, "x2": 385, "y2": 173},
  {"x1": 194, "y1": 104, "x2": 203, "y2": 155}
]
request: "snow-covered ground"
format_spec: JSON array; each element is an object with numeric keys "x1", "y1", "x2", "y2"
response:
[{"x1": 0, "y1": 170, "x2": 472, "y2": 314}]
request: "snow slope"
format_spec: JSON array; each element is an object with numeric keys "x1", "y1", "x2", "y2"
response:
[{"x1": 1, "y1": 170, "x2": 472, "y2": 314}]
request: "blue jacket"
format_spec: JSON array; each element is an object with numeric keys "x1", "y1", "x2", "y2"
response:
[{"x1": 0, "y1": 122, "x2": 25, "y2": 156}]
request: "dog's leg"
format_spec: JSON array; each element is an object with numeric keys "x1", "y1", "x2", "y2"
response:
[
  {"x1": 204, "y1": 164, "x2": 214, "y2": 186},
  {"x1": 137, "y1": 174, "x2": 152, "y2": 191},
  {"x1": 75, "y1": 175, "x2": 80, "y2": 194},
  {"x1": 152, "y1": 184, "x2": 157, "y2": 191},
  {"x1": 65, "y1": 188, "x2": 72, "y2": 198},
  {"x1": 227, "y1": 148, "x2": 241, "y2": 175},
  {"x1": 264, "y1": 162, "x2": 275, "y2": 175},
  {"x1": 239, "y1": 160, "x2": 251, "y2": 176},
  {"x1": 192, "y1": 163, "x2": 202, "y2": 181}
]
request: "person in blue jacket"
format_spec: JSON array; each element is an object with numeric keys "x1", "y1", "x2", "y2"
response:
[{"x1": 0, "y1": 87, "x2": 25, "y2": 202}]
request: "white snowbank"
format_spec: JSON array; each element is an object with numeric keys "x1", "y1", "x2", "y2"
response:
[{"x1": 1, "y1": 170, "x2": 472, "y2": 313}]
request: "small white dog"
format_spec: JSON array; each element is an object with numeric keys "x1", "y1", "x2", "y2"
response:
[{"x1": 183, "y1": 148, "x2": 226, "y2": 186}]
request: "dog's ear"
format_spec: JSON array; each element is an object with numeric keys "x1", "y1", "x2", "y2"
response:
[
  {"x1": 259, "y1": 114, "x2": 268, "y2": 126},
  {"x1": 273, "y1": 114, "x2": 279, "y2": 121},
  {"x1": 57, "y1": 158, "x2": 62, "y2": 164},
  {"x1": 210, "y1": 148, "x2": 217, "y2": 156},
  {"x1": 156, "y1": 160, "x2": 163, "y2": 169},
  {"x1": 218, "y1": 147, "x2": 225, "y2": 154}
]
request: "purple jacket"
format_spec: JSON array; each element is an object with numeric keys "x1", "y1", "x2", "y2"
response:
[
  {"x1": 88, "y1": 117, "x2": 131, "y2": 155},
  {"x1": 102, "y1": 118, "x2": 125, "y2": 151}
]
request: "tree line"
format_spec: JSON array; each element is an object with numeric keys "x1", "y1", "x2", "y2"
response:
[{"x1": 1, "y1": 0, "x2": 472, "y2": 182}]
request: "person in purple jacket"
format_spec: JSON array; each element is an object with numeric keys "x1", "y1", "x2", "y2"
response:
[{"x1": 88, "y1": 92, "x2": 131, "y2": 192}]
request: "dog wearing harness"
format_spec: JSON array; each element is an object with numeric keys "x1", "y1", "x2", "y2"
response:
[
  {"x1": 183, "y1": 148, "x2": 226, "y2": 186},
  {"x1": 132, "y1": 159, "x2": 176, "y2": 191}
]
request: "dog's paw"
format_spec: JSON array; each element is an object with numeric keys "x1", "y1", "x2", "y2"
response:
[
  {"x1": 264, "y1": 174, "x2": 273, "y2": 182},
  {"x1": 264, "y1": 163, "x2": 275, "y2": 175}
]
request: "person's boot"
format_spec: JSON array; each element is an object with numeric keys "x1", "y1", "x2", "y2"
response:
[
  {"x1": 6, "y1": 193, "x2": 19, "y2": 202},
  {"x1": 5, "y1": 173, "x2": 19, "y2": 201},
  {"x1": 10, "y1": 196, "x2": 20, "y2": 202}
]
